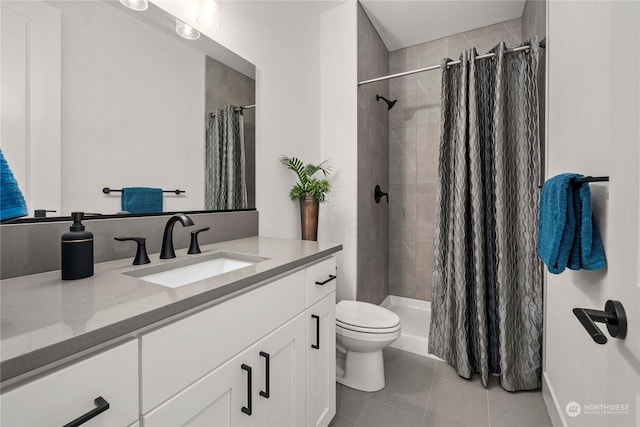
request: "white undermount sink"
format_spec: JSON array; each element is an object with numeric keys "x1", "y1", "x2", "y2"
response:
[{"x1": 126, "y1": 252, "x2": 269, "y2": 288}]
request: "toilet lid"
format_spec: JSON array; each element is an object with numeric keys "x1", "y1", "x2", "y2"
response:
[{"x1": 336, "y1": 300, "x2": 400, "y2": 329}]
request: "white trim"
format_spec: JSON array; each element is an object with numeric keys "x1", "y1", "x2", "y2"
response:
[
  {"x1": 381, "y1": 295, "x2": 431, "y2": 311},
  {"x1": 381, "y1": 296, "x2": 441, "y2": 360},
  {"x1": 542, "y1": 372, "x2": 566, "y2": 427}
]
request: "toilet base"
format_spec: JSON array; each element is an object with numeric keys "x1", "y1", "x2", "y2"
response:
[{"x1": 336, "y1": 349, "x2": 385, "y2": 392}]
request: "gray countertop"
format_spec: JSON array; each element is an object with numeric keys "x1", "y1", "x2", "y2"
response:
[{"x1": 0, "y1": 236, "x2": 342, "y2": 383}]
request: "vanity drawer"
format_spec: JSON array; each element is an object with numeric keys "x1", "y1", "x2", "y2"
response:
[
  {"x1": 0, "y1": 340, "x2": 138, "y2": 427},
  {"x1": 141, "y1": 270, "x2": 306, "y2": 413},
  {"x1": 306, "y1": 256, "x2": 337, "y2": 307}
]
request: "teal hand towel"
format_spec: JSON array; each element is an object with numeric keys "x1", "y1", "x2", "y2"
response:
[
  {"x1": 121, "y1": 187, "x2": 163, "y2": 214},
  {"x1": 537, "y1": 173, "x2": 606, "y2": 274},
  {"x1": 538, "y1": 173, "x2": 580, "y2": 273},
  {"x1": 0, "y1": 149, "x2": 28, "y2": 221}
]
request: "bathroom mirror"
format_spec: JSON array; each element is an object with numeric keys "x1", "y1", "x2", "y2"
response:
[{"x1": 0, "y1": 0, "x2": 256, "y2": 221}]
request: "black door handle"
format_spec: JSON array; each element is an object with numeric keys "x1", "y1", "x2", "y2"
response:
[
  {"x1": 62, "y1": 396, "x2": 110, "y2": 427},
  {"x1": 259, "y1": 351, "x2": 270, "y2": 399},
  {"x1": 573, "y1": 300, "x2": 627, "y2": 345},
  {"x1": 311, "y1": 314, "x2": 320, "y2": 349},
  {"x1": 315, "y1": 275, "x2": 337, "y2": 286},
  {"x1": 241, "y1": 364, "x2": 252, "y2": 415}
]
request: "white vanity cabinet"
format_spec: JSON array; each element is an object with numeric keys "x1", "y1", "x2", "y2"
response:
[
  {"x1": 140, "y1": 270, "x2": 307, "y2": 413},
  {"x1": 252, "y1": 313, "x2": 306, "y2": 427},
  {"x1": 144, "y1": 343, "x2": 254, "y2": 427},
  {"x1": 0, "y1": 253, "x2": 339, "y2": 427},
  {"x1": 144, "y1": 313, "x2": 306, "y2": 427},
  {"x1": 140, "y1": 257, "x2": 336, "y2": 427},
  {"x1": 305, "y1": 258, "x2": 337, "y2": 427},
  {"x1": 141, "y1": 255, "x2": 337, "y2": 427},
  {"x1": 0, "y1": 340, "x2": 138, "y2": 427}
]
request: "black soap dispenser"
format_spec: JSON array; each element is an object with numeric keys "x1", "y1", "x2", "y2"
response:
[{"x1": 61, "y1": 212, "x2": 94, "y2": 280}]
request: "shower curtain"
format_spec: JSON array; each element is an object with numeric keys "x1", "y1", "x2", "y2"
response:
[
  {"x1": 205, "y1": 105, "x2": 248, "y2": 210},
  {"x1": 429, "y1": 40, "x2": 542, "y2": 392}
]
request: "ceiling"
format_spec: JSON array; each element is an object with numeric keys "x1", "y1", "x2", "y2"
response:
[{"x1": 359, "y1": 0, "x2": 526, "y2": 52}]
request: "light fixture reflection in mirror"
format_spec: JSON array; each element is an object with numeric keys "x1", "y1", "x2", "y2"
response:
[
  {"x1": 197, "y1": 0, "x2": 221, "y2": 29},
  {"x1": 119, "y1": 0, "x2": 148, "y2": 12},
  {"x1": 176, "y1": 19, "x2": 201, "y2": 40}
]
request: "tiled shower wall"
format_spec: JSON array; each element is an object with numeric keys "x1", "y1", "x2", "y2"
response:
[
  {"x1": 356, "y1": 5, "x2": 389, "y2": 305},
  {"x1": 388, "y1": 19, "x2": 522, "y2": 301}
]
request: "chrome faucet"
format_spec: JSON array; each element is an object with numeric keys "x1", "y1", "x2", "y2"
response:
[{"x1": 160, "y1": 213, "x2": 194, "y2": 259}]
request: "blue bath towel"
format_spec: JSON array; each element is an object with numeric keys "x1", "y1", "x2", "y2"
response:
[
  {"x1": 537, "y1": 173, "x2": 606, "y2": 274},
  {"x1": 0, "y1": 149, "x2": 28, "y2": 221},
  {"x1": 121, "y1": 187, "x2": 163, "y2": 214}
]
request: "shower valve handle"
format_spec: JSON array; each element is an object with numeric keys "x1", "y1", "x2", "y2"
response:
[{"x1": 374, "y1": 185, "x2": 388, "y2": 204}]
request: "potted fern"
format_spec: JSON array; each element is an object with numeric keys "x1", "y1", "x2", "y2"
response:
[{"x1": 280, "y1": 155, "x2": 331, "y2": 241}]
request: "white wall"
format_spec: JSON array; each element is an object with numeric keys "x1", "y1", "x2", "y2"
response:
[
  {"x1": 157, "y1": 0, "x2": 358, "y2": 300},
  {"x1": 319, "y1": 1, "x2": 358, "y2": 301},
  {"x1": 57, "y1": 1, "x2": 205, "y2": 215},
  {"x1": 544, "y1": 2, "x2": 639, "y2": 426},
  {"x1": 1, "y1": 1, "x2": 61, "y2": 216},
  {"x1": 155, "y1": 0, "x2": 342, "y2": 239}
]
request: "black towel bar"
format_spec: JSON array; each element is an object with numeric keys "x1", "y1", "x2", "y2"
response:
[
  {"x1": 538, "y1": 176, "x2": 609, "y2": 189},
  {"x1": 102, "y1": 187, "x2": 185, "y2": 195},
  {"x1": 570, "y1": 176, "x2": 609, "y2": 185}
]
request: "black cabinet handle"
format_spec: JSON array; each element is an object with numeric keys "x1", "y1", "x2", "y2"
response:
[
  {"x1": 315, "y1": 275, "x2": 336, "y2": 286},
  {"x1": 259, "y1": 351, "x2": 270, "y2": 399},
  {"x1": 62, "y1": 396, "x2": 110, "y2": 427},
  {"x1": 311, "y1": 314, "x2": 320, "y2": 350},
  {"x1": 241, "y1": 364, "x2": 252, "y2": 416}
]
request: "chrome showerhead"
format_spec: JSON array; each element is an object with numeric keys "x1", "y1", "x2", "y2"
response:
[{"x1": 376, "y1": 94, "x2": 397, "y2": 110}]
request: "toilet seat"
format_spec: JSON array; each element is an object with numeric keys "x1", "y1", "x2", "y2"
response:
[
  {"x1": 336, "y1": 300, "x2": 400, "y2": 330},
  {"x1": 336, "y1": 320, "x2": 401, "y2": 334},
  {"x1": 336, "y1": 322, "x2": 401, "y2": 343}
]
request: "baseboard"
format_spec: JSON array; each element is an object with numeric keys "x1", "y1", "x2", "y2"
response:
[
  {"x1": 381, "y1": 295, "x2": 391, "y2": 307},
  {"x1": 543, "y1": 371, "x2": 566, "y2": 427},
  {"x1": 381, "y1": 295, "x2": 441, "y2": 359},
  {"x1": 382, "y1": 294, "x2": 431, "y2": 310}
]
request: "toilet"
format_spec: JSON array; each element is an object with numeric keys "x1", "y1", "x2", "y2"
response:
[{"x1": 335, "y1": 300, "x2": 401, "y2": 392}]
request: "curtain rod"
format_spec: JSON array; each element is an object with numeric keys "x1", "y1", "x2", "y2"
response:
[
  {"x1": 358, "y1": 39, "x2": 546, "y2": 86},
  {"x1": 209, "y1": 104, "x2": 256, "y2": 117},
  {"x1": 235, "y1": 104, "x2": 255, "y2": 112}
]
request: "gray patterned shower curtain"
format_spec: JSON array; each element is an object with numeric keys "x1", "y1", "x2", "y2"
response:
[
  {"x1": 205, "y1": 105, "x2": 248, "y2": 210},
  {"x1": 428, "y1": 40, "x2": 542, "y2": 392}
]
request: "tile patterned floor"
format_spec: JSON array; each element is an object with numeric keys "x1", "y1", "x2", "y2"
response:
[{"x1": 330, "y1": 348, "x2": 552, "y2": 427}]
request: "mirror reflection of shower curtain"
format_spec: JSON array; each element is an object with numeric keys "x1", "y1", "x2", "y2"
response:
[{"x1": 205, "y1": 105, "x2": 248, "y2": 210}]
